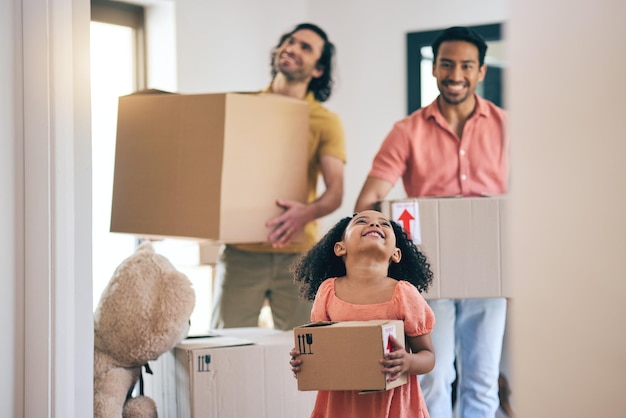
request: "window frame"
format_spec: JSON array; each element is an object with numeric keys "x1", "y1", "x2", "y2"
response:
[{"x1": 91, "y1": 0, "x2": 146, "y2": 90}]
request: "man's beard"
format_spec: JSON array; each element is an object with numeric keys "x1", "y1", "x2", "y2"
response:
[
  {"x1": 439, "y1": 81, "x2": 471, "y2": 105},
  {"x1": 278, "y1": 66, "x2": 309, "y2": 83}
]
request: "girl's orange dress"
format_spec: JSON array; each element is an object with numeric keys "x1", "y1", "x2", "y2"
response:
[{"x1": 309, "y1": 278, "x2": 435, "y2": 418}]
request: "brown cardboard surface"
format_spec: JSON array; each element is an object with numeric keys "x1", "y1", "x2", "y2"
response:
[
  {"x1": 380, "y1": 196, "x2": 510, "y2": 299},
  {"x1": 110, "y1": 91, "x2": 309, "y2": 243},
  {"x1": 293, "y1": 320, "x2": 407, "y2": 392}
]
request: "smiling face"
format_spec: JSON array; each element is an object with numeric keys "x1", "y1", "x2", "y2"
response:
[
  {"x1": 433, "y1": 40, "x2": 486, "y2": 106},
  {"x1": 335, "y1": 210, "x2": 401, "y2": 263},
  {"x1": 274, "y1": 28, "x2": 325, "y2": 83}
]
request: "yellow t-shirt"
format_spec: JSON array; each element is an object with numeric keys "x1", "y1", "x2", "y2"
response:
[{"x1": 234, "y1": 88, "x2": 346, "y2": 253}]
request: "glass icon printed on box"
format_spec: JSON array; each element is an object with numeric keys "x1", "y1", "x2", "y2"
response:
[{"x1": 197, "y1": 354, "x2": 211, "y2": 372}]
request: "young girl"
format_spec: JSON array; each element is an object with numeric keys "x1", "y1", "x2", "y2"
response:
[{"x1": 289, "y1": 210, "x2": 435, "y2": 418}]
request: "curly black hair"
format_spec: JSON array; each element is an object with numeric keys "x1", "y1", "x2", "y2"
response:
[
  {"x1": 270, "y1": 22, "x2": 335, "y2": 102},
  {"x1": 290, "y1": 214, "x2": 433, "y2": 301}
]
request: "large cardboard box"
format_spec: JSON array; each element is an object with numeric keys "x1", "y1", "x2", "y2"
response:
[
  {"x1": 110, "y1": 91, "x2": 309, "y2": 243},
  {"x1": 293, "y1": 320, "x2": 406, "y2": 392},
  {"x1": 175, "y1": 329, "x2": 316, "y2": 418},
  {"x1": 379, "y1": 196, "x2": 510, "y2": 299}
]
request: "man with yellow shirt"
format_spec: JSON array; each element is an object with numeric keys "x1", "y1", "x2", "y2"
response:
[{"x1": 210, "y1": 23, "x2": 346, "y2": 330}]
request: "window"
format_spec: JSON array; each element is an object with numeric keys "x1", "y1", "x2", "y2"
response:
[{"x1": 90, "y1": 0, "x2": 145, "y2": 307}]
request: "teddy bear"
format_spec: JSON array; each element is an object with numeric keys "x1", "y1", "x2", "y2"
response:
[{"x1": 94, "y1": 241, "x2": 196, "y2": 418}]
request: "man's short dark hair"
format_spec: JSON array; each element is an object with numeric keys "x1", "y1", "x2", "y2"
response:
[
  {"x1": 432, "y1": 26, "x2": 488, "y2": 66},
  {"x1": 271, "y1": 23, "x2": 335, "y2": 102}
]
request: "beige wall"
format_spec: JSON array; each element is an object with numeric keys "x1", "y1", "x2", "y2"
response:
[{"x1": 509, "y1": 1, "x2": 626, "y2": 416}]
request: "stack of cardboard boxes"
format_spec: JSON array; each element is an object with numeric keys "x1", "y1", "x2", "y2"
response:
[
  {"x1": 174, "y1": 329, "x2": 316, "y2": 418},
  {"x1": 174, "y1": 321, "x2": 411, "y2": 417}
]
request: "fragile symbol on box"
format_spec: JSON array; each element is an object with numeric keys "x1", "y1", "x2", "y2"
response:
[
  {"x1": 382, "y1": 324, "x2": 397, "y2": 381},
  {"x1": 382, "y1": 325, "x2": 397, "y2": 354},
  {"x1": 391, "y1": 201, "x2": 421, "y2": 245},
  {"x1": 197, "y1": 354, "x2": 211, "y2": 372},
  {"x1": 296, "y1": 333, "x2": 314, "y2": 355}
]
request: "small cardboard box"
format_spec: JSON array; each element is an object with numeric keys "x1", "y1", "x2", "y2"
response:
[
  {"x1": 110, "y1": 91, "x2": 309, "y2": 243},
  {"x1": 293, "y1": 320, "x2": 406, "y2": 392},
  {"x1": 379, "y1": 196, "x2": 510, "y2": 299},
  {"x1": 175, "y1": 329, "x2": 316, "y2": 418}
]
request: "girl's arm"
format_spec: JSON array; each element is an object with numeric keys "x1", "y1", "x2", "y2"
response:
[{"x1": 380, "y1": 334, "x2": 435, "y2": 381}]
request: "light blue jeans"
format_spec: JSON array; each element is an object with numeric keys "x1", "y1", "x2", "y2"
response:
[{"x1": 419, "y1": 298, "x2": 506, "y2": 418}]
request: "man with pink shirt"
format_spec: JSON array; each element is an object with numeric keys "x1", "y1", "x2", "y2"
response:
[{"x1": 355, "y1": 26, "x2": 508, "y2": 418}]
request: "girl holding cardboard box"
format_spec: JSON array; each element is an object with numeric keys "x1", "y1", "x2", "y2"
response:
[{"x1": 289, "y1": 210, "x2": 435, "y2": 418}]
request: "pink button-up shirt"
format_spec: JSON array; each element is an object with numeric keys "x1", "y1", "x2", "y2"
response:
[{"x1": 368, "y1": 95, "x2": 508, "y2": 197}]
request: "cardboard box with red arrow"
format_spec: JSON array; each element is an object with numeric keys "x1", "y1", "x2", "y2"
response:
[{"x1": 379, "y1": 197, "x2": 511, "y2": 299}]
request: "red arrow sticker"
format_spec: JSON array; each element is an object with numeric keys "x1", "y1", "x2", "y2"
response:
[
  {"x1": 390, "y1": 200, "x2": 421, "y2": 245},
  {"x1": 397, "y1": 209, "x2": 415, "y2": 239}
]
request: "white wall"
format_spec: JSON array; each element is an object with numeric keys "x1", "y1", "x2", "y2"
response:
[
  {"x1": 145, "y1": 0, "x2": 178, "y2": 91},
  {"x1": 1, "y1": 0, "x2": 20, "y2": 416},
  {"x1": 175, "y1": 0, "x2": 307, "y2": 94},
  {"x1": 4, "y1": 0, "x2": 93, "y2": 416}
]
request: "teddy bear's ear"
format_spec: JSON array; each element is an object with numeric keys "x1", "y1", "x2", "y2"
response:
[{"x1": 136, "y1": 241, "x2": 155, "y2": 254}]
